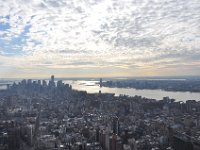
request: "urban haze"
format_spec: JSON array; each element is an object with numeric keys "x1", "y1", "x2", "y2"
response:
[{"x1": 0, "y1": 0, "x2": 200, "y2": 150}]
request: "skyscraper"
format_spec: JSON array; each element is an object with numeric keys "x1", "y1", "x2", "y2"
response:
[
  {"x1": 100, "y1": 78, "x2": 103, "y2": 87},
  {"x1": 49, "y1": 75, "x2": 55, "y2": 87},
  {"x1": 113, "y1": 117, "x2": 120, "y2": 135},
  {"x1": 51, "y1": 75, "x2": 54, "y2": 83}
]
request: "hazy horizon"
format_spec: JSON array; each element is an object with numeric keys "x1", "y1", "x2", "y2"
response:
[{"x1": 1, "y1": 75, "x2": 200, "y2": 81}]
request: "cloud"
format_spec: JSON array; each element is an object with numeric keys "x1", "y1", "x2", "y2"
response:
[{"x1": 0, "y1": 0, "x2": 200, "y2": 77}]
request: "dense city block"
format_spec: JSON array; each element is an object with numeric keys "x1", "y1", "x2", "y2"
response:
[{"x1": 0, "y1": 76, "x2": 200, "y2": 150}]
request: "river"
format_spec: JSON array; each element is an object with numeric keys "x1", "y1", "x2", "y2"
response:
[
  {"x1": 64, "y1": 80, "x2": 200, "y2": 102},
  {"x1": 0, "y1": 79, "x2": 200, "y2": 102}
]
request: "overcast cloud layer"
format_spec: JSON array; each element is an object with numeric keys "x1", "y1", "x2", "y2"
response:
[{"x1": 0, "y1": 0, "x2": 200, "y2": 78}]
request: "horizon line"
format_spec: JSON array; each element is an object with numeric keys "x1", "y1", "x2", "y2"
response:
[{"x1": 0, "y1": 75, "x2": 200, "y2": 80}]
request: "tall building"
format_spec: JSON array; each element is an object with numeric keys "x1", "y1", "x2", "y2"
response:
[
  {"x1": 51, "y1": 75, "x2": 54, "y2": 83},
  {"x1": 49, "y1": 75, "x2": 55, "y2": 87},
  {"x1": 113, "y1": 117, "x2": 120, "y2": 135},
  {"x1": 37, "y1": 80, "x2": 41, "y2": 85},
  {"x1": 27, "y1": 79, "x2": 32, "y2": 84},
  {"x1": 42, "y1": 80, "x2": 47, "y2": 87},
  {"x1": 57, "y1": 80, "x2": 63, "y2": 88},
  {"x1": 21, "y1": 79, "x2": 26, "y2": 85},
  {"x1": 100, "y1": 78, "x2": 103, "y2": 87}
]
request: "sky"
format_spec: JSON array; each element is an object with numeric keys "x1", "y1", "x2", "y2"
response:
[{"x1": 0, "y1": 0, "x2": 200, "y2": 78}]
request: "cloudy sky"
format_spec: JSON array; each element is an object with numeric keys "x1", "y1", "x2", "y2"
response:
[{"x1": 0, "y1": 0, "x2": 200, "y2": 78}]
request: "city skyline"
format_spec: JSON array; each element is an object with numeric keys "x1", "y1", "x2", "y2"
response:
[{"x1": 0, "y1": 0, "x2": 200, "y2": 78}]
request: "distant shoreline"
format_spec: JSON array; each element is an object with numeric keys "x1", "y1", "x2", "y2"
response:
[
  {"x1": 102, "y1": 79, "x2": 200, "y2": 93},
  {"x1": 102, "y1": 85, "x2": 200, "y2": 93}
]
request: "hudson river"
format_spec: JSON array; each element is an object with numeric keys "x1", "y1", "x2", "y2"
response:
[
  {"x1": 1, "y1": 80, "x2": 200, "y2": 102},
  {"x1": 64, "y1": 80, "x2": 200, "y2": 102}
]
